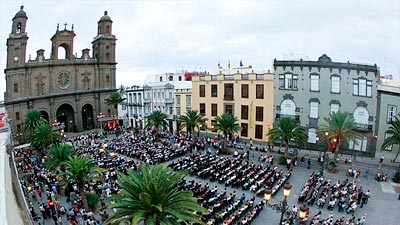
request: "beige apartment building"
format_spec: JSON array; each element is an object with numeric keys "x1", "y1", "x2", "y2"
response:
[
  {"x1": 174, "y1": 84, "x2": 192, "y2": 131},
  {"x1": 192, "y1": 70, "x2": 274, "y2": 143}
]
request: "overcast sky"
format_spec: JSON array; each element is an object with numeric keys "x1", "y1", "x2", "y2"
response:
[{"x1": 1, "y1": 0, "x2": 399, "y2": 100}]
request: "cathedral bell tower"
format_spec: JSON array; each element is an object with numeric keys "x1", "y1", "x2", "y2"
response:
[
  {"x1": 92, "y1": 11, "x2": 117, "y2": 63},
  {"x1": 50, "y1": 23, "x2": 76, "y2": 60},
  {"x1": 7, "y1": 5, "x2": 28, "y2": 68}
]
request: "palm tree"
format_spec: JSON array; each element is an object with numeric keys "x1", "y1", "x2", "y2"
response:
[
  {"x1": 268, "y1": 117, "x2": 308, "y2": 159},
  {"x1": 45, "y1": 144, "x2": 75, "y2": 171},
  {"x1": 105, "y1": 92, "x2": 126, "y2": 116},
  {"x1": 179, "y1": 110, "x2": 206, "y2": 143},
  {"x1": 317, "y1": 111, "x2": 360, "y2": 160},
  {"x1": 214, "y1": 113, "x2": 241, "y2": 153},
  {"x1": 29, "y1": 123, "x2": 61, "y2": 156},
  {"x1": 61, "y1": 156, "x2": 103, "y2": 211},
  {"x1": 145, "y1": 110, "x2": 169, "y2": 141},
  {"x1": 24, "y1": 109, "x2": 47, "y2": 133},
  {"x1": 105, "y1": 164, "x2": 207, "y2": 225},
  {"x1": 381, "y1": 113, "x2": 400, "y2": 161}
]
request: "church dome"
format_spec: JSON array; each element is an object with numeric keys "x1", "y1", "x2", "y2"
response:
[
  {"x1": 14, "y1": 5, "x2": 27, "y2": 19},
  {"x1": 99, "y1": 11, "x2": 112, "y2": 22}
]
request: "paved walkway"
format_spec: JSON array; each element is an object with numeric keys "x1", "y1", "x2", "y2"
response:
[{"x1": 4, "y1": 132, "x2": 400, "y2": 225}]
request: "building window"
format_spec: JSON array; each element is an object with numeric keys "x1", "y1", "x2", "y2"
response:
[
  {"x1": 310, "y1": 101, "x2": 319, "y2": 118},
  {"x1": 387, "y1": 105, "x2": 397, "y2": 122},
  {"x1": 383, "y1": 132, "x2": 393, "y2": 151},
  {"x1": 280, "y1": 99, "x2": 296, "y2": 116},
  {"x1": 105, "y1": 53, "x2": 110, "y2": 61},
  {"x1": 353, "y1": 78, "x2": 372, "y2": 97},
  {"x1": 176, "y1": 107, "x2": 181, "y2": 116},
  {"x1": 14, "y1": 83, "x2": 18, "y2": 92},
  {"x1": 225, "y1": 104, "x2": 233, "y2": 115},
  {"x1": 241, "y1": 123, "x2": 248, "y2": 137},
  {"x1": 241, "y1": 84, "x2": 249, "y2": 98},
  {"x1": 330, "y1": 103, "x2": 339, "y2": 114},
  {"x1": 105, "y1": 76, "x2": 110, "y2": 83},
  {"x1": 199, "y1": 85, "x2": 205, "y2": 97},
  {"x1": 255, "y1": 125, "x2": 263, "y2": 139},
  {"x1": 241, "y1": 105, "x2": 248, "y2": 120},
  {"x1": 349, "y1": 136, "x2": 368, "y2": 151},
  {"x1": 224, "y1": 83, "x2": 234, "y2": 100},
  {"x1": 211, "y1": 85, "x2": 218, "y2": 97},
  {"x1": 16, "y1": 112, "x2": 20, "y2": 120},
  {"x1": 169, "y1": 107, "x2": 173, "y2": 115},
  {"x1": 279, "y1": 74, "x2": 298, "y2": 90},
  {"x1": 331, "y1": 76, "x2": 340, "y2": 93},
  {"x1": 17, "y1": 124, "x2": 21, "y2": 133},
  {"x1": 256, "y1": 84, "x2": 264, "y2": 99},
  {"x1": 200, "y1": 103, "x2": 206, "y2": 115},
  {"x1": 307, "y1": 128, "x2": 317, "y2": 143},
  {"x1": 186, "y1": 95, "x2": 191, "y2": 106},
  {"x1": 211, "y1": 104, "x2": 218, "y2": 117},
  {"x1": 354, "y1": 106, "x2": 369, "y2": 126},
  {"x1": 256, "y1": 106, "x2": 264, "y2": 122},
  {"x1": 175, "y1": 95, "x2": 181, "y2": 105},
  {"x1": 310, "y1": 75, "x2": 319, "y2": 91},
  {"x1": 106, "y1": 25, "x2": 110, "y2": 34}
]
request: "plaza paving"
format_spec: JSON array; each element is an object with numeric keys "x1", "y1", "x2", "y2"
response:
[{"x1": 3, "y1": 132, "x2": 400, "y2": 225}]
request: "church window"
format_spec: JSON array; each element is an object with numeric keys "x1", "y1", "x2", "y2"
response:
[
  {"x1": 106, "y1": 76, "x2": 110, "y2": 83},
  {"x1": 105, "y1": 53, "x2": 110, "y2": 61},
  {"x1": 16, "y1": 22, "x2": 22, "y2": 33},
  {"x1": 14, "y1": 83, "x2": 18, "y2": 92},
  {"x1": 98, "y1": 27, "x2": 101, "y2": 35},
  {"x1": 16, "y1": 112, "x2": 20, "y2": 120},
  {"x1": 37, "y1": 81, "x2": 44, "y2": 95},
  {"x1": 106, "y1": 25, "x2": 110, "y2": 34}
]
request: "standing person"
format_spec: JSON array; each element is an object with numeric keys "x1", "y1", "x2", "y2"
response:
[
  {"x1": 307, "y1": 158, "x2": 311, "y2": 169},
  {"x1": 380, "y1": 155, "x2": 384, "y2": 163}
]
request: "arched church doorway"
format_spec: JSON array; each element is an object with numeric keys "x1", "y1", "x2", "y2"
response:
[
  {"x1": 39, "y1": 110, "x2": 49, "y2": 123},
  {"x1": 81, "y1": 104, "x2": 94, "y2": 131},
  {"x1": 56, "y1": 103, "x2": 75, "y2": 132}
]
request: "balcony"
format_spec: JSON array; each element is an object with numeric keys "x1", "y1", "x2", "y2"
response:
[
  {"x1": 275, "y1": 113, "x2": 300, "y2": 121},
  {"x1": 165, "y1": 98, "x2": 174, "y2": 104},
  {"x1": 354, "y1": 123, "x2": 373, "y2": 132},
  {"x1": 224, "y1": 95, "x2": 234, "y2": 100}
]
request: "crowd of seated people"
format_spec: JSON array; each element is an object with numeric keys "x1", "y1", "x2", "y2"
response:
[
  {"x1": 178, "y1": 180, "x2": 264, "y2": 225},
  {"x1": 298, "y1": 172, "x2": 366, "y2": 216},
  {"x1": 169, "y1": 153, "x2": 293, "y2": 196}
]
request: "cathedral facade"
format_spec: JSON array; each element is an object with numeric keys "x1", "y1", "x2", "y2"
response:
[{"x1": 4, "y1": 6, "x2": 117, "y2": 135}]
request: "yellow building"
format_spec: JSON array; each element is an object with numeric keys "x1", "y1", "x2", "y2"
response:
[
  {"x1": 173, "y1": 83, "x2": 192, "y2": 131},
  {"x1": 192, "y1": 70, "x2": 274, "y2": 143}
]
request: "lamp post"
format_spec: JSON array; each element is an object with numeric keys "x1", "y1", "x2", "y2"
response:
[
  {"x1": 298, "y1": 205, "x2": 308, "y2": 225},
  {"x1": 263, "y1": 184, "x2": 293, "y2": 225}
]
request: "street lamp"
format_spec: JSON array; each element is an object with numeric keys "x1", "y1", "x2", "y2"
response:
[
  {"x1": 263, "y1": 184, "x2": 293, "y2": 225},
  {"x1": 298, "y1": 205, "x2": 308, "y2": 225}
]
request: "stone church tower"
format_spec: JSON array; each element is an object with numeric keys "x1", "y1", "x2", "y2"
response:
[{"x1": 4, "y1": 6, "x2": 117, "y2": 137}]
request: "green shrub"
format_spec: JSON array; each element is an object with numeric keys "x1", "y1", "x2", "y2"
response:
[
  {"x1": 394, "y1": 172, "x2": 400, "y2": 182},
  {"x1": 85, "y1": 192, "x2": 100, "y2": 210},
  {"x1": 278, "y1": 156, "x2": 286, "y2": 165}
]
